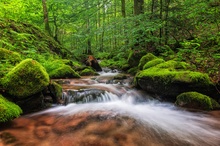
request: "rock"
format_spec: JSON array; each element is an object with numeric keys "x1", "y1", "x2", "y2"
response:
[
  {"x1": 85, "y1": 55, "x2": 102, "y2": 71},
  {"x1": 49, "y1": 64, "x2": 80, "y2": 79},
  {"x1": 1, "y1": 59, "x2": 49, "y2": 98},
  {"x1": 16, "y1": 92, "x2": 45, "y2": 114},
  {"x1": 138, "y1": 53, "x2": 157, "y2": 70},
  {"x1": 143, "y1": 58, "x2": 165, "y2": 70},
  {"x1": 135, "y1": 60, "x2": 217, "y2": 102},
  {"x1": 0, "y1": 94, "x2": 22, "y2": 122},
  {"x1": 175, "y1": 92, "x2": 220, "y2": 110},
  {"x1": 80, "y1": 68, "x2": 99, "y2": 76},
  {"x1": 127, "y1": 49, "x2": 147, "y2": 68}
]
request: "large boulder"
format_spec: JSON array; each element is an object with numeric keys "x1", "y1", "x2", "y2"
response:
[
  {"x1": 0, "y1": 94, "x2": 22, "y2": 122},
  {"x1": 135, "y1": 60, "x2": 218, "y2": 102},
  {"x1": 175, "y1": 92, "x2": 220, "y2": 110},
  {"x1": 1, "y1": 59, "x2": 49, "y2": 98}
]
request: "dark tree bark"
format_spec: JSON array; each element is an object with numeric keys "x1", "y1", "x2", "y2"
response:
[
  {"x1": 42, "y1": 0, "x2": 51, "y2": 35},
  {"x1": 134, "y1": 0, "x2": 144, "y2": 15}
]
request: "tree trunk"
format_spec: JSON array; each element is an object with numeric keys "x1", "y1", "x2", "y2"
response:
[
  {"x1": 134, "y1": 0, "x2": 144, "y2": 15},
  {"x1": 121, "y1": 0, "x2": 126, "y2": 18},
  {"x1": 159, "y1": 0, "x2": 163, "y2": 44},
  {"x1": 42, "y1": 0, "x2": 51, "y2": 35},
  {"x1": 164, "y1": 0, "x2": 170, "y2": 45}
]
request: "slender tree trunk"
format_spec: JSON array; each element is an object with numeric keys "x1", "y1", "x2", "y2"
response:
[
  {"x1": 121, "y1": 0, "x2": 126, "y2": 18},
  {"x1": 164, "y1": 0, "x2": 170, "y2": 45},
  {"x1": 134, "y1": 0, "x2": 144, "y2": 15},
  {"x1": 101, "y1": 0, "x2": 106, "y2": 51},
  {"x1": 159, "y1": 0, "x2": 163, "y2": 44},
  {"x1": 133, "y1": 0, "x2": 144, "y2": 49},
  {"x1": 42, "y1": 0, "x2": 51, "y2": 35}
]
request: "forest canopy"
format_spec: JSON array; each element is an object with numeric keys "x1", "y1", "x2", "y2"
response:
[{"x1": 0, "y1": 0, "x2": 219, "y2": 80}]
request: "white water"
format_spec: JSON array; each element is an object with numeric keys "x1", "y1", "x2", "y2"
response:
[{"x1": 35, "y1": 90, "x2": 220, "y2": 146}]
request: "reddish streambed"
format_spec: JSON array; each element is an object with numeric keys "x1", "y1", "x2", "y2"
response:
[{"x1": 1, "y1": 73, "x2": 220, "y2": 146}]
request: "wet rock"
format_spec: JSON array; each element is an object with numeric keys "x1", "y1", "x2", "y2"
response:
[{"x1": 85, "y1": 55, "x2": 102, "y2": 71}]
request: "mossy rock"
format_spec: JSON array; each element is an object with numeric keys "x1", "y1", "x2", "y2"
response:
[
  {"x1": 135, "y1": 63, "x2": 215, "y2": 101},
  {"x1": 138, "y1": 53, "x2": 157, "y2": 70},
  {"x1": 1, "y1": 59, "x2": 50, "y2": 98},
  {"x1": 0, "y1": 48, "x2": 21, "y2": 65},
  {"x1": 175, "y1": 92, "x2": 220, "y2": 110},
  {"x1": 127, "y1": 49, "x2": 148, "y2": 68},
  {"x1": 0, "y1": 95, "x2": 22, "y2": 122},
  {"x1": 49, "y1": 64, "x2": 80, "y2": 79},
  {"x1": 80, "y1": 68, "x2": 99, "y2": 76},
  {"x1": 47, "y1": 81, "x2": 63, "y2": 103},
  {"x1": 143, "y1": 58, "x2": 165, "y2": 70},
  {"x1": 155, "y1": 60, "x2": 192, "y2": 71},
  {"x1": 113, "y1": 74, "x2": 128, "y2": 80}
]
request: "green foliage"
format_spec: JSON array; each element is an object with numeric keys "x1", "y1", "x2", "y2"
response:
[
  {"x1": 0, "y1": 95, "x2": 22, "y2": 122},
  {"x1": 138, "y1": 53, "x2": 157, "y2": 70},
  {"x1": 0, "y1": 19, "x2": 69, "y2": 59},
  {"x1": 1, "y1": 59, "x2": 50, "y2": 98},
  {"x1": 0, "y1": 48, "x2": 21, "y2": 65},
  {"x1": 175, "y1": 92, "x2": 220, "y2": 110}
]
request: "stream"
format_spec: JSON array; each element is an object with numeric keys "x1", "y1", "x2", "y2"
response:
[{"x1": 1, "y1": 70, "x2": 220, "y2": 146}]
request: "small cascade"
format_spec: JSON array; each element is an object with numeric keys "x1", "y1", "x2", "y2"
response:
[{"x1": 62, "y1": 89, "x2": 120, "y2": 104}]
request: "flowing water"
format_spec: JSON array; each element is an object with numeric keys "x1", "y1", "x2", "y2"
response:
[{"x1": 1, "y1": 70, "x2": 220, "y2": 146}]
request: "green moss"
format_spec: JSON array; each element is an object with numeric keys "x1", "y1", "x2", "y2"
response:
[
  {"x1": 136, "y1": 67, "x2": 212, "y2": 85},
  {"x1": 175, "y1": 92, "x2": 220, "y2": 110},
  {"x1": 155, "y1": 60, "x2": 192, "y2": 71},
  {"x1": 1, "y1": 59, "x2": 49, "y2": 98},
  {"x1": 143, "y1": 58, "x2": 165, "y2": 70},
  {"x1": 0, "y1": 95, "x2": 22, "y2": 122},
  {"x1": 0, "y1": 48, "x2": 21, "y2": 65},
  {"x1": 49, "y1": 64, "x2": 80, "y2": 79},
  {"x1": 49, "y1": 81, "x2": 62, "y2": 99},
  {"x1": 138, "y1": 53, "x2": 157, "y2": 70},
  {"x1": 80, "y1": 68, "x2": 99, "y2": 76},
  {"x1": 0, "y1": 48, "x2": 22, "y2": 78}
]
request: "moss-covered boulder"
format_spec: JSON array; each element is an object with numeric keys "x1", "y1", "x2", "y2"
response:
[
  {"x1": 138, "y1": 53, "x2": 157, "y2": 70},
  {"x1": 135, "y1": 60, "x2": 216, "y2": 101},
  {"x1": 80, "y1": 68, "x2": 99, "y2": 76},
  {"x1": 143, "y1": 58, "x2": 165, "y2": 70},
  {"x1": 1, "y1": 59, "x2": 49, "y2": 98},
  {"x1": 49, "y1": 64, "x2": 80, "y2": 79},
  {"x1": 0, "y1": 95, "x2": 22, "y2": 122},
  {"x1": 175, "y1": 92, "x2": 220, "y2": 110}
]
